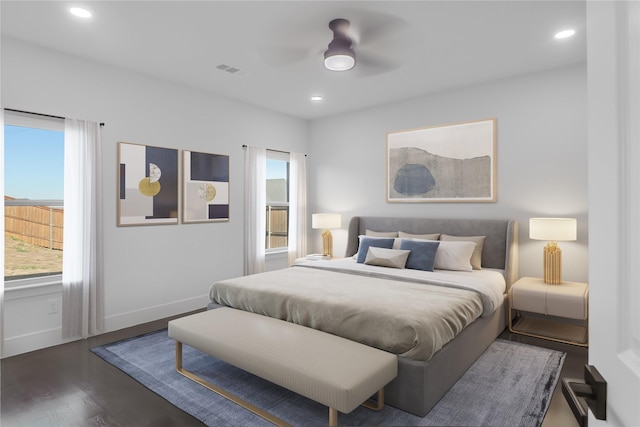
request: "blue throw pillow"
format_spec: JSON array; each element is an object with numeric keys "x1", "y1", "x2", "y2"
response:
[
  {"x1": 399, "y1": 239, "x2": 440, "y2": 271},
  {"x1": 356, "y1": 237, "x2": 395, "y2": 263}
]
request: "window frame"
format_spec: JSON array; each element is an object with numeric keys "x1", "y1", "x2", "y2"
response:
[
  {"x1": 265, "y1": 151, "x2": 290, "y2": 254},
  {"x1": 4, "y1": 111, "x2": 64, "y2": 287}
]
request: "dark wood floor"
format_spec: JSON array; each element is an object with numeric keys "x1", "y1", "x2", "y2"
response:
[{"x1": 1, "y1": 312, "x2": 587, "y2": 427}]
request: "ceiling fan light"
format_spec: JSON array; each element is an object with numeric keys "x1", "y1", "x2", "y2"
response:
[{"x1": 324, "y1": 52, "x2": 355, "y2": 71}]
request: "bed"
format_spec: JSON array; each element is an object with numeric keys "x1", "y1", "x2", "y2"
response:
[{"x1": 208, "y1": 216, "x2": 519, "y2": 416}]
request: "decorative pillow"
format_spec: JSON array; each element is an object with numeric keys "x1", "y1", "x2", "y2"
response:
[
  {"x1": 365, "y1": 229, "x2": 399, "y2": 238},
  {"x1": 398, "y1": 231, "x2": 441, "y2": 241},
  {"x1": 356, "y1": 236, "x2": 395, "y2": 263},
  {"x1": 364, "y1": 247, "x2": 411, "y2": 269},
  {"x1": 399, "y1": 239, "x2": 440, "y2": 271},
  {"x1": 434, "y1": 241, "x2": 476, "y2": 271},
  {"x1": 440, "y1": 234, "x2": 486, "y2": 270}
]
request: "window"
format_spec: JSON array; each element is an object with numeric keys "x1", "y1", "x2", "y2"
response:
[
  {"x1": 4, "y1": 111, "x2": 64, "y2": 284},
  {"x1": 265, "y1": 151, "x2": 289, "y2": 251}
]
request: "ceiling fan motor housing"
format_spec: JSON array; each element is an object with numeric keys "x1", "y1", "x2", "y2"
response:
[{"x1": 324, "y1": 18, "x2": 356, "y2": 70}]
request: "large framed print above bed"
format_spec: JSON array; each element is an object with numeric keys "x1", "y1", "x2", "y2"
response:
[
  {"x1": 387, "y1": 118, "x2": 497, "y2": 202},
  {"x1": 118, "y1": 142, "x2": 179, "y2": 226},
  {"x1": 182, "y1": 150, "x2": 230, "y2": 223}
]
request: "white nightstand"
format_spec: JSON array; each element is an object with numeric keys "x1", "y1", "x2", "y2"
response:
[
  {"x1": 508, "y1": 276, "x2": 588, "y2": 346},
  {"x1": 294, "y1": 255, "x2": 343, "y2": 265}
]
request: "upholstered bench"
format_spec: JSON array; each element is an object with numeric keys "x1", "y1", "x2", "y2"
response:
[{"x1": 168, "y1": 307, "x2": 398, "y2": 427}]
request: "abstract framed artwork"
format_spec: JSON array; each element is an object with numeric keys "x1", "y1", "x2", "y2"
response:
[
  {"x1": 182, "y1": 150, "x2": 230, "y2": 223},
  {"x1": 118, "y1": 142, "x2": 179, "y2": 225},
  {"x1": 387, "y1": 118, "x2": 497, "y2": 203}
]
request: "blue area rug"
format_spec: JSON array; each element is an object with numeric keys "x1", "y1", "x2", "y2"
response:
[{"x1": 91, "y1": 330, "x2": 565, "y2": 427}]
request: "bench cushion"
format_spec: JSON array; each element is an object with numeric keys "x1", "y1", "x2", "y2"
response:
[{"x1": 168, "y1": 307, "x2": 398, "y2": 414}]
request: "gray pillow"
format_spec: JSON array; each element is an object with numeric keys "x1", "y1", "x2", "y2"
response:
[
  {"x1": 356, "y1": 236, "x2": 395, "y2": 263},
  {"x1": 364, "y1": 247, "x2": 411, "y2": 269}
]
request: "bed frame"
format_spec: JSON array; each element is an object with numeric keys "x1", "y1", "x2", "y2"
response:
[{"x1": 344, "y1": 216, "x2": 518, "y2": 416}]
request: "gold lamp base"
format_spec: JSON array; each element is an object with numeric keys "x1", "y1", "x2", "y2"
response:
[
  {"x1": 321, "y1": 229, "x2": 333, "y2": 258},
  {"x1": 543, "y1": 241, "x2": 562, "y2": 284}
]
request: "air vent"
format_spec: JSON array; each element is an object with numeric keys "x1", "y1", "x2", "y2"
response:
[{"x1": 216, "y1": 64, "x2": 241, "y2": 74}]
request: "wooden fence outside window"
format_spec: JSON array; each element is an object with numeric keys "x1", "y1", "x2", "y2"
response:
[
  {"x1": 266, "y1": 205, "x2": 288, "y2": 249},
  {"x1": 4, "y1": 204, "x2": 64, "y2": 251}
]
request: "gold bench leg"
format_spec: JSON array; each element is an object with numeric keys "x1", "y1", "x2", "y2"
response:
[
  {"x1": 329, "y1": 407, "x2": 338, "y2": 427},
  {"x1": 174, "y1": 341, "x2": 293, "y2": 427},
  {"x1": 361, "y1": 388, "x2": 385, "y2": 411}
]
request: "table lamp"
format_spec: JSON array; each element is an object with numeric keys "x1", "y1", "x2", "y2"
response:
[
  {"x1": 529, "y1": 218, "x2": 577, "y2": 284},
  {"x1": 312, "y1": 213, "x2": 341, "y2": 257}
]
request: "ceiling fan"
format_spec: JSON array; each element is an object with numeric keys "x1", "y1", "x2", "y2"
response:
[{"x1": 260, "y1": 12, "x2": 407, "y2": 76}]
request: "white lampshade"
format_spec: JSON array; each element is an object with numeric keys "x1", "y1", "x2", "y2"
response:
[
  {"x1": 312, "y1": 213, "x2": 341, "y2": 229},
  {"x1": 529, "y1": 218, "x2": 577, "y2": 241}
]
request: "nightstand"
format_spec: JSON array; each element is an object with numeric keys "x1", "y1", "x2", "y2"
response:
[
  {"x1": 509, "y1": 276, "x2": 588, "y2": 346},
  {"x1": 294, "y1": 256, "x2": 343, "y2": 265}
]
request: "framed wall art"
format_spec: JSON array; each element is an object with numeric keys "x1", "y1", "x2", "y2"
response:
[
  {"x1": 387, "y1": 118, "x2": 496, "y2": 203},
  {"x1": 118, "y1": 142, "x2": 179, "y2": 225},
  {"x1": 182, "y1": 150, "x2": 230, "y2": 223}
]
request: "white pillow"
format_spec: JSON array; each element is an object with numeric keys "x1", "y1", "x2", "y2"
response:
[
  {"x1": 364, "y1": 247, "x2": 411, "y2": 269},
  {"x1": 434, "y1": 241, "x2": 476, "y2": 271},
  {"x1": 398, "y1": 231, "x2": 441, "y2": 240},
  {"x1": 440, "y1": 234, "x2": 486, "y2": 270}
]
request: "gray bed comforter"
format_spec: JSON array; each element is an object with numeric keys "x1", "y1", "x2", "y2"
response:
[{"x1": 209, "y1": 260, "x2": 505, "y2": 361}]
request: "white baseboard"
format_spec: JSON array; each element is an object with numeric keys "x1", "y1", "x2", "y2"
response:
[
  {"x1": 2, "y1": 295, "x2": 210, "y2": 359},
  {"x1": 103, "y1": 294, "x2": 210, "y2": 333},
  {"x1": 2, "y1": 327, "x2": 72, "y2": 358}
]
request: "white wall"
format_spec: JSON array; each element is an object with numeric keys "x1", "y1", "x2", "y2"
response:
[
  {"x1": 308, "y1": 64, "x2": 588, "y2": 283},
  {"x1": 1, "y1": 38, "x2": 308, "y2": 356},
  {"x1": 1, "y1": 37, "x2": 588, "y2": 356}
]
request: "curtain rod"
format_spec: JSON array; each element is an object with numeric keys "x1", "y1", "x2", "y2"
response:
[
  {"x1": 5, "y1": 108, "x2": 105, "y2": 126},
  {"x1": 242, "y1": 144, "x2": 307, "y2": 156}
]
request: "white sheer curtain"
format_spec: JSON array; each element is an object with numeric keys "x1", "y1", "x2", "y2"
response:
[
  {"x1": 244, "y1": 146, "x2": 266, "y2": 275},
  {"x1": 0, "y1": 109, "x2": 5, "y2": 357},
  {"x1": 62, "y1": 119, "x2": 103, "y2": 339},
  {"x1": 288, "y1": 152, "x2": 307, "y2": 265}
]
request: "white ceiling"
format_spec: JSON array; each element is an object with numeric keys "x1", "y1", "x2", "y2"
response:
[{"x1": 1, "y1": 1, "x2": 586, "y2": 120}]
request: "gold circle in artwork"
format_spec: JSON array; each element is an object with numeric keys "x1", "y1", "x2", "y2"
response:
[
  {"x1": 204, "y1": 183, "x2": 216, "y2": 201},
  {"x1": 139, "y1": 177, "x2": 161, "y2": 196}
]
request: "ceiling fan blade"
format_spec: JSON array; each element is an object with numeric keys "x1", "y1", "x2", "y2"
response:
[
  {"x1": 258, "y1": 14, "x2": 327, "y2": 68},
  {"x1": 357, "y1": 21, "x2": 406, "y2": 46},
  {"x1": 346, "y1": 9, "x2": 409, "y2": 46},
  {"x1": 259, "y1": 46, "x2": 320, "y2": 67},
  {"x1": 353, "y1": 51, "x2": 401, "y2": 77}
]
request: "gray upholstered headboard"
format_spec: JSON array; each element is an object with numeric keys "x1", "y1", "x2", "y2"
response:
[{"x1": 345, "y1": 216, "x2": 519, "y2": 289}]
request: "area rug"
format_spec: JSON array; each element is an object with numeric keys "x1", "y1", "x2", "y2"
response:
[{"x1": 91, "y1": 330, "x2": 565, "y2": 427}]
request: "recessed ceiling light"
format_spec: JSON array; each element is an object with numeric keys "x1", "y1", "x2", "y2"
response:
[
  {"x1": 311, "y1": 96, "x2": 323, "y2": 102},
  {"x1": 554, "y1": 29, "x2": 575, "y2": 39},
  {"x1": 70, "y1": 7, "x2": 92, "y2": 18}
]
